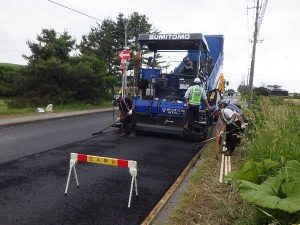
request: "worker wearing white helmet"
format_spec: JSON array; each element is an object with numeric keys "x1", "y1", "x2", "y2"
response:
[
  {"x1": 184, "y1": 78, "x2": 211, "y2": 130},
  {"x1": 193, "y1": 77, "x2": 201, "y2": 83},
  {"x1": 211, "y1": 99, "x2": 248, "y2": 155}
]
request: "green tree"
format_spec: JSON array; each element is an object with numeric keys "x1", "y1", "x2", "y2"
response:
[
  {"x1": 23, "y1": 29, "x2": 75, "y2": 63},
  {"x1": 79, "y1": 19, "x2": 117, "y2": 73},
  {"x1": 115, "y1": 13, "x2": 128, "y2": 50},
  {"x1": 0, "y1": 63, "x2": 22, "y2": 97},
  {"x1": 237, "y1": 83, "x2": 248, "y2": 96},
  {"x1": 254, "y1": 86, "x2": 270, "y2": 96},
  {"x1": 127, "y1": 12, "x2": 155, "y2": 52},
  {"x1": 12, "y1": 56, "x2": 108, "y2": 107},
  {"x1": 69, "y1": 54, "x2": 112, "y2": 100},
  {"x1": 79, "y1": 12, "x2": 155, "y2": 74},
  {"x1": 10, "y1": 28, "x2": 112, "y2": 107},
  {"x1": 14, "y1": 58, "x2": 75, "y2": 106}
]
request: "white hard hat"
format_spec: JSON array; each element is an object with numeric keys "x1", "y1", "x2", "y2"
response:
[
  {"x1": 218, "y1": 99, "x2": 229, "y2": 107},
  {"x1": 194, "y1": 78, "x2": 201, "y2": 83}
]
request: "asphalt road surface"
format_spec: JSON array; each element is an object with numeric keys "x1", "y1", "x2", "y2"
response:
[
  {"x1": 0, "y1": 114, "x2": 201, "y2": 225},
  {"x1": 0, "y1": 111, "x2": 114, "y2": 164}
]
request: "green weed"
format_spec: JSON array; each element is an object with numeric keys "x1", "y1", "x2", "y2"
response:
[
  {"x1": 247, "y1": 97, "x2": 300, "y2": 163},
  {"x1": 231, "y1": 97, "x2": 300, "y2": 224},
  {"x1": 0, "y1": 98, "x2": 112, "y2": 117}
]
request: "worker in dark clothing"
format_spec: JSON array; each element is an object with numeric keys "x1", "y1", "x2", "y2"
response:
[
  {"x1": 182, "y1": 56, "x2": 195, "y2": 75},
  {"x1": 211, "y1": 100, "x2": 247, "y2": 155},
  {"x1": 115, "y1": 95, "x2": 136, "y2": 138},
  {"x1": 184, "y1": 78, "x2": 211, "y2": 130}
]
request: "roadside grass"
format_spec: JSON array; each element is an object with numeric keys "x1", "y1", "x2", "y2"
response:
[
  {"x1": 164, "y1": 142, "x2": 257, "y2": 225},
  {"x1": 283, "y1": 98, "x2": 300, "y2": 105},
  {"x1": 0, "y1": 62, "x2": 23, "y2": 69},
  {"x1": 54, "y1": 101, "x2": 113, "y2": 112},
  {"x1": 233, "y1": 97, "x2": 300, "y2": 224},
  {"x1": 162, "y1": 96, "x2": 300, "y2": 225},
  {"x1": 0, "y1": 99, "x2": 34, "y2": 116},
  {"x1": 0, "y1": 98, "x2": 113, "y2": 117},
  {"x1": 247, "y1": 97, "x2": 300, "y2": 162}
]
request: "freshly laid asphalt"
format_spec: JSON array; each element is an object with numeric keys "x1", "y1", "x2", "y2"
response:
[{"x1": 0, "y1": 110, "x2": 201, "y2": 225}]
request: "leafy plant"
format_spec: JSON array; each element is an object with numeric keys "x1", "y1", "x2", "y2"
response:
[
  {"x1": 227, "y1": 159, "x2": 279, "y2": 184},
  {"x1": 237, "y1": 160, "x2": 300, "y2": 224}
]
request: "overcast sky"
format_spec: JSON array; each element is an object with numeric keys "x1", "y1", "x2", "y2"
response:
[{"x1": 0, "y1": 0, "x2": 299, "y2": 92}]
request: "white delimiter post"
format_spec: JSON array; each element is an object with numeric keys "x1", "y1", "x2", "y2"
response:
[
  {"x1": 219, "y1": 143, "x2": 233, "y2": 183},
  {"x1": 228, "y1": 156, "x2": 231, "y2": 173},
  {"x1": 219, "y1": 153, "x2": 224, "y2": 183},
  {"x1": 224, "y1": 155, "x2": 228, "y2": 176}
]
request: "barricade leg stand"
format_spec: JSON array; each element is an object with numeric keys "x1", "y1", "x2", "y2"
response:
[
  {"x1": 73, "y1": 165, "x2": 79, "y2": 187},
  {"x1": 134, "y1": 174, "x2": 138, "y2": 196},
  {"x1": 65, "y1": 153, "x2": 79, "y2": 195},
  {"x1": 128, "y1": 161, "x2": 138, "y2": 208}
]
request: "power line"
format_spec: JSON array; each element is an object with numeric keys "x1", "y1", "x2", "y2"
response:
[{"x1": 47, "y1": 0, "x2": 102, "y2": 22}]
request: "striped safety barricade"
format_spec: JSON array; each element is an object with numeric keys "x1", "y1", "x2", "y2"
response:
[{"x1": 64, "y1": 153, "x2": 138, "y2": 208}]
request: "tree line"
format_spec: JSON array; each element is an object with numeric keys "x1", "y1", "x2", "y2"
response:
[{"x1": 0, "y1": 12, "x2": 155, "y2": 107}]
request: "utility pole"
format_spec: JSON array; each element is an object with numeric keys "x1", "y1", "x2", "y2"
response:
[
  {"x1": 122, "y1": 23, "x2": 128, "y2": 97},
  {"x1": 125, "y1": 23, "x2": 128, "y2": 50},
  {"x1": 248, "y1": 0, "x2": 260, "y2": 109}
]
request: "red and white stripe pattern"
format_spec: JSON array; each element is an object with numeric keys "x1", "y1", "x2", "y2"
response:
[{"x1": 70, "y1": 153, "x2": 136, "y2": 169}]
